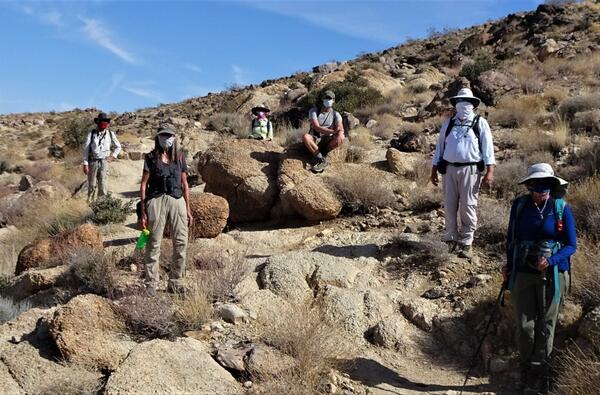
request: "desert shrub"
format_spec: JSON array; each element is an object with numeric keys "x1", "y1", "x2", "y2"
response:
[
  {"x1": 298, "y1": 77, "x2": 384, "y2": 114},
  {"x1": 543, "y1": 86, "x2": 570, "y2": 109},
  {"x1": 192, "y1": 248, "x2": 248, "y2": 302},
  {"x1": 475, "y1": 198, "x2": 510, "y2": 247},
  {"x1": 507, "y1": 61, "x2": 544, "y2": 94},
  {"x1": 553, "y1": 346, "x2": 600, "y2": 395},
  {"x1": 118, "y1": 292, "x2": 179, "y2": 340},
  {"x1": 517, "y1": 118, "x2": 570, "y2": 155},
  {"x1": 23, "y1": 161, "x2": 53, "y2": 181},
  {"x1": 569, "y1": 176, "x2": 600, "y2": 238},
  {"x1": 173, "y1": 285, "x2": 214, "y2": 331},
  {"x1": 36, "y1": 370, "x2": 102, "y2": 395},
  {"x1": 90, "y1": 194, "x2": 133, "y2": 225},
  {"x1": 459, "y1": 50, "x2": 498, "y2": 81},
  {"x1": 372, "y1": 114, "x2": 402, "y2": 139},
  {"x1": 392, "y1": 234, "x2": 450, "y2": 273},
  {"x1": 490, "y1": 95, "x2": 548, "y2": 128},
  {"x1": 61, "y1": 114, "x2": 95, "y2": 148},
  {"x1": 491, "y1": 158, "x2": 527, "y2": 200},
  {"x1": 571, "y1": 109, "x2": 600, "y2": 135},
  {"x1": 325, "y1": 166, "x2": 396, "y2": 213},
  {"x1": 206, "y1": 112, "x2": 248, "y2": 137},
  {"x1": 558, "y1": 93, "x2": 600, "y2": 120},
  {"x1": 0, "y1": 296, "x2": 31, "y2": 324},
  {"x1": 407, "y1": 185, "x2": 442, "y2": 213},
  {"x1": 571, "y1": 237, "x2": 600, "y2": 309},
  {"x1": 346, "y1": 127, "x2": 374, "y2": 163},
  {"x1": 576, "y1": 140, "x2": 600, "y2": 176},
  {"x1": 274, "y1": 120, "x2": 308, "y2": 147},
  {"x1": 66, "y1": 247, "x2": 117, "y2": 297},
  {"x1": 258, "y1": 303, "x2": 348, "y2": 393}
]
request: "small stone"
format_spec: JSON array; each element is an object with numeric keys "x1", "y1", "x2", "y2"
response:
[
  {"x1": 216, "y1": 304, "x2": 248, "y2": 325},
  {"x1": 422, "y1": 287, "x2": 446, "y2": 300},
  {"x1": 19, "y1": 175, "x2": 35, "y2": 191},
  {"x1": 366, "y1": 119, "x2": 378, "y2": 129},
  {"x1": 244, "y1": 381, "x2": 253, "y2": 389},
  {"x1": 129, "y1": 264, "x2": 137, "y2": 272},
  {"x1": 468, "y1": 274, "x2": 492, "y2": 287}
]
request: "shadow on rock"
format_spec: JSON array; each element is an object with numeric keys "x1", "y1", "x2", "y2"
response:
[{"x1": 312, "y1": 243, "x2": 380, "y2": 259}]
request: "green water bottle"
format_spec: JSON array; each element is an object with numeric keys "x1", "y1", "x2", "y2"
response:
[{"x1": 136, "y1": 228, "x2": 150, "y2": 250}]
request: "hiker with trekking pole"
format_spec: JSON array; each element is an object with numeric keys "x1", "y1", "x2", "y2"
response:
[{"x1": 503, "y1": 163, "x2": 577, "y2": 394}]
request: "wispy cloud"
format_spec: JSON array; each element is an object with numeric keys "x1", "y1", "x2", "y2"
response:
[
  {"x1": 184, "y1": 63, "x2": 202, "y2": 73},
  {"x1": 124, "y1": 85, "x2": 163, "y2": 102},
  {"x1": 81, "y1": 18, "x2": 138, "y2": 64},
  {"x1": 41, "y1": 10, "x2": 63, "y2": 27},
  {"x1": 232, "y1": 64, "x2": 247, "y2": 85}
]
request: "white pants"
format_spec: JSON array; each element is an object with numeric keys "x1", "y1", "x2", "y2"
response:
[{"x1": 442, "y1": 165, "x2": 482, "y2": 246}]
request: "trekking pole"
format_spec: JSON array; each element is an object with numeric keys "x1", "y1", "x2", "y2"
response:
[{"x1": 459, "y1": 283, "x2": 506, "y2": 395}]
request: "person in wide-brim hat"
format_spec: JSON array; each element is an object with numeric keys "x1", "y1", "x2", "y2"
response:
[
  {"x1": 94, "y1": 112, "x2": 111, "y2": 123},
  {"x1": 449, "y1": 87, "x2": 481, "y2": 108},
  {"x1": 251, "y1": 104, "x2": 271, "y2": 116},
  {"x1": 518, "y1": 162, "x2": 568, "y2": 186}
]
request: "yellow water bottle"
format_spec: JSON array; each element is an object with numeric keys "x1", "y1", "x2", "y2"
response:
[{"x1": 136, "y1": 228, "x2": 150, "y2": 250}]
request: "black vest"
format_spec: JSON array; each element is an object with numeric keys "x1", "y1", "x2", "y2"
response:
[{"x1": 145, "y1": 152, "x2": 184, "y2": 200}]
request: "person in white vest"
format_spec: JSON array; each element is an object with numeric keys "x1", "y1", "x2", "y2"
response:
[
  {"x1": 430, "y1": 88, "x2": 495, "y2": 258},
  {"x1": 82, "y1": 112, "x2": 121, "y2": 202},
  {"x1": 248, "y1": 104, "x2": 274, "y2": 141}
]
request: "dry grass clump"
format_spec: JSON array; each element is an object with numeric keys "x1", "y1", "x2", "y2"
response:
[
  {"x1": 0, "y1": 296, "x2": 31, "y2": 324},
  {"x1": 206, "y1": 112, "x2": 248, "y2": 137},
  {"x1": 66, "y1": 247, "x2": 118, "y2": 297},
  {"x1": 257, "y1": 303, "x2": 348, "y2": 394},
  {"x1": 118, "y1": 292, "x2": 179, "y2": 340},
  {"x1": 568, "y1": 176, "x2": 600, "y2": 238},
  {"x1": 325, "y1": 166, "x2": 397, "y2": 213},
  {"x1": 274, "y1": 120, "x2": 308, "y2": 147},
  {"x1": 571, "y1": 109, "x2": 600, "y2": 135},
  {"x1": 507, "y1": 60, "x2": 544, "y2": 94},
  {"x1": 575, "y1": 140, "x2": 600, "y2": 176},
  {"x1": 490, "y1": 94, "x2": 548, "y2": 128},
  {"x1": 37, "y1": 371, "x2": 102, "y2": 395},
  {"x1": 490, "y1": 158, "x2": 527, "y2": 200},
  {"x1": 542, "y1": 51, "x2": 600, "y2": 85},
  {"x1": 558, "y1": 93, "x2": 600, "y2": 121},
  {"x1": 372, "y1": 113, "x2": 401, "y2": 139},
  {"x1": 407, "y1": 185, "x2": 442, "y2": 213},
  {"x1": 571, "y1": 237, "x2": 600, "y2": 309},
  {"x1": 475, "y1": 198, "x2": 510, "y2": 247},
  {"x1": 173, "y1": 285, "x2": 214, "y2": 331},
  {"x1": 517, "y1": 117, "x2": 570, "y2": 154},
  {"x1": 192, "y1": 247, "x2": 248, "y2": 302},
  {"x1": 553, "y1": 345, "x2": 600, "y2": 395},
  {"x1": 346, "y1": 127, "x2": 374, "y2": 163},
  {"x1": 543, "y1": 86, "x2": 570, "y2": 109}
]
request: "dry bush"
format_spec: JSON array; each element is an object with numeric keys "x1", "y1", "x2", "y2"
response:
[
  {"x1": 490, "y1": 95, "x2": 548, "y2": 128},
  {"x1": 475, "y1": 198, "x2": 510, "y2": 247},
  {"x1": 173, "y1": 285, "x2": 214, "y2": 331},
  {"x1": 274, "y1": 120, "x2": 308, "y2": 147},
  {"x1": 543, "y1": 86, "x2": 570, "y2": 109},
  {"x1": 22, "y1": 161, "x2": 53, "y2": 181},
  {"x1": 569, "y1": 176, "x2": 600, "y2": 238},
  {"x1": 346, "y1": 127, "x2": 374, "y2": 163},
  {"x1": 192, "y1": 248, "x2": 248, "y2": 302},
  {"x1": 575, "y1": 140, "x2": 600, "y2": 176},
  {"x1": 558, "y1": 93, "x2": 600, "y2": 120},
  {"x1": 257, "y1": 303, "x2": 348, "y2": 394},
  {"x1": 356, "y1": 86, "x2": 409, "y2": 118},
  {"x1": 372, "y1": 113, "x2": 401, "y2": 139},
  {"x1": 66, "y1": 247, "x2": 118, "y2": 297},
  {"x1": 7, "y1": 198, "x2": 90, "y2": 237},
  {"x1": 490, "y1": 158, "x2": 527, "y2": 200},
  {"x1": 553, "y1": 345, "x2": 600, "y2": 395},
  {"x1": 0, "y1": 296, "x2": 31, "y2": 324},
  {"x1": 542, "y1": 51, "x2": 600, "y2": 83},
  {"x1": 517, "y1": 117, "x2": 570, "y2": 154},
  {"x1": 393, "y1": 233, "x2": 450, "y2": 273},
  {"x1": 206, "y1": 112, "x2": 248, "y2": 137},
  {"x1": 37, "y1": 370, "x2": 102, "y2": 395},
  {"x1": 571, "y1": 109, "x2": 600, "y2": 135},
  {"x1": 118, "y1": 292, "x2": 179, "y2": 340},
  {"x1": 507, "y1": 61, "x2": 544, "y2": 94},
  {"x1": 571, "y1": 237, "x2": 600, "y2": 309},
  {"x1": 325, "y1": 166, "x2": 397, "y2": 213},
  {"x1": 407, "y1": 185, "x2": 442, "y2": 213}
]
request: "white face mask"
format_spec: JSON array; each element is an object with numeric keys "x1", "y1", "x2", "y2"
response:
[
  {"x1": 456, "y1": 101, "x2": 474, "y2": 121},
  {"x1": 158, "y1": 135, "x2": 175, "y2": 149},
  {"x1": 323, "y1": 99, "x2": 334, "y2": 108}
]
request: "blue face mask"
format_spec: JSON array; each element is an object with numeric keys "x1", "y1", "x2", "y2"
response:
[{"x1": 531, "y1": 185, "x2": 551, "y2": 194}]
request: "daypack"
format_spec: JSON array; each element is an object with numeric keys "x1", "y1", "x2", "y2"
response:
[
  {"x1": 508, "y1": 195, "x2": 569, "y2": 304},
  {"x1": 312, "y1": 108, "x2": 340, "y2": 133},
  {"x1": 437, "y1": 115, "x2": 484, "y2": 174}
]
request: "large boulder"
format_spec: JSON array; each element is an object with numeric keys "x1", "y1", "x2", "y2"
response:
[
  {"x1": 199, "y1": 140, "x2": 283, "y2": 222},
  {"x1": 473, "y1": 70, "x2": 518, "y2": 106},
  {"x1": 386, "y1": 148, "x2": 424, "y2": 177},
  {"x1": 49, "y1": 294, "x2": 136, "y2": 371},
  {"x1": 189, "y1": 193, "x2": 229, "y2": 238},
  {"x1": 16, "y1": 223, "x2": 103, "y2": 275},
  {"x1": 277, "y1": 146, "x2": 342, "y2": 221},
  {"x1": 105, "y1": 338, "x2": 240, "y2": 395},
  {"x1": 1, "y1": 266, "x2": 69, "y2": 301},
  {"x1": 369, "y1": 316, "x2": 412, "y2": 351}
]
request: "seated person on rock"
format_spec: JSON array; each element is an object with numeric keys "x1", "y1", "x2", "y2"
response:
[
  {"x1": 248, "y1": 104, "x2": 273, "y2": 141},
  {"x1": 302, "y1": 90, "x2": 344, "y2": 173}
]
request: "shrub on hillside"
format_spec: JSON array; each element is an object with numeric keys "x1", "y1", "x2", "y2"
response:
[
  {"x1": 571, "y1": 109, "x2": 600, "y2": 135},
  {"x1": 571, "y1": 237, "x2": 600, "y2": 309},
  {"x1": 298, "y1": 76, "x2": 384, "y2": 114},
  {"x1": 173, "y1": 285, "x2": 213, "y2": 331},
  {"x1": 575, "y1": 141, "x2": 600, "y2": 177},
  {"x1": 118, "y1": 292, "x2": 179, "y2": 340},
  {"x1": 553, "y1": 346, "x2": 600, "y2": 395},
  {"x1": 558, "y1": 93, "x2": 600, "y2": 120},
  {"x1": 459, "y1": 50, "x2": 498, "y2": 82},
  {"x1": 66, "y1": 247, "x2": 117, "y2": 297},
  {"x1": 192, "y1": 247, "x2": 248, "y2": 302},
  {"x1": 62, "y1": 114, "x2": 95, "y2": 148},
  {"x1": 90, "y1": 194, "x2": 133, "y2": 225},
  {"x1": 476, "y1": 198, "x2": 510, "y2": 247},
  {"x1": 0, "y1": 296, "x2": 31, "y2": 324},
  {"x1": 346, "y1": 127, "x2": 374, "y2": 163},
  {"x1": 569, "y1": 177, "x2": 600, "y2": 239},
  {"x1": 490, "y1": 95, "x2": 547, "y2": 128},
  {"x1": 517, "y1": 118, "x2": 570, "y2": 155},
  {"x1": 490, "y1": 158, "x2": 527, "y2": 200},
  {"x1": 206, "y1": 112, "x2": 247, "y2": 137}
]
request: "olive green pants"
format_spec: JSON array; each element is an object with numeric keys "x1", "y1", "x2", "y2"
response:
[
  {"x1": 144, "y1": 194, "x2": 188, "y2": 290},
  {"x1": 511, "y1": 271, "x2": 568, "y2": 366}
]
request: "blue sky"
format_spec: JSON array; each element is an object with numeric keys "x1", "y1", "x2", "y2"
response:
[{"x1": 0, "y1": 0, "x2": 545, "y2": 115}]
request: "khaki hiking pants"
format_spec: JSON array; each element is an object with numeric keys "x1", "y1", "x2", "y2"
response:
[
  {"x1": 442, "y1": 164, "x2": 482, "y2": 246},
  {"x1": 512, "y1": 271, "x2": 568, "y2": 366},
  {"x1": 144, "y1": 194, "x2": 188, "y2": 290},
  {"x1": 88, "y1": 159, "x2": 108, "y2": 201}
]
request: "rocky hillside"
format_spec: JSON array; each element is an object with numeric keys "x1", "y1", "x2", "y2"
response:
[{"x1": 1, "y1": 1, "x2": 600, "y2": 394}]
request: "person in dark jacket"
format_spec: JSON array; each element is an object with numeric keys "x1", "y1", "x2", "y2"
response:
[
  {"x1": 504, "y1": 163, "x2": 576, "y2": 394},
  {"x1": 139, "y1": 124, "x2": 193, "y2": 294}
]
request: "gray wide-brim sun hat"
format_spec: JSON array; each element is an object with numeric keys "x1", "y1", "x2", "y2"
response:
[
  {"x1": 156, "y1": 124, "x2": 176, "y2": 136},
  {"x1": 449, "y1": 87, "x2": 481, "y2": 108},
  {"x1": 251, "y1": 104, "x2": 271, "y2": 115},
  {"x1": 518, "y1": 162, "x2": 568, "y2": 186}
]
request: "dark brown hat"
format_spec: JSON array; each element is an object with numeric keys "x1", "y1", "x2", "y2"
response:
[
  {"x1": 94, "y1": 112, "x2": 111, "y2": 123},
  {"x1": 251, "y1": 104, "x2": 271, "y2": 116}
]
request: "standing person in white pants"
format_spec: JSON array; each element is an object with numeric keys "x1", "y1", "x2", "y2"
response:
[
  {"x1": 82, "y1": 112, "x2": 121, "y2": 202},
  {"x1": 139, "y1": 124, "x2": 193, "y2": 294},
  {"x1": 430, "y1": 88, "x2": 496, "y2": 259}
]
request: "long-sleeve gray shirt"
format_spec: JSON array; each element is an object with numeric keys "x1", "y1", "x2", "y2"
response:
[
  {"x1": 432, "y1": 114, "x2": 495, "y2": 166},
  {"x1": 82, "y1": 128, "x2": 122, "y2": 165}
]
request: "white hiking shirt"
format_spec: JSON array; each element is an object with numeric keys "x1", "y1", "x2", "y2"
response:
[
  {"x1": 432, "y1": 114, "x2": 495, "y2": 166},
  {"x1": 82, "y1": 128, "x2": 122, "y2": 165}
]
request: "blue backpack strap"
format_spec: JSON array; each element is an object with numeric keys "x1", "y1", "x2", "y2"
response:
[
  {"x1": 553, "y1": 198, "x2": 567, "y2": 303},
  {"x1": 508, "y1": 196, "x2": 528, "y2": 290}
]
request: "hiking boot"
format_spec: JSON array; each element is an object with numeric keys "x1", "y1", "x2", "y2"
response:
[
  {"x1": 457, "y1": 244, "x2": 473, "y2": 259},
  {"x1": 446, "y1": 241, "x2": 457, "y2": 253},
  {"x1": 311, "y1": 158, "x2": 328, "y2": 173},
  {"x1": 167, "y1": 282, "x2": 186, "y2": 295}
]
